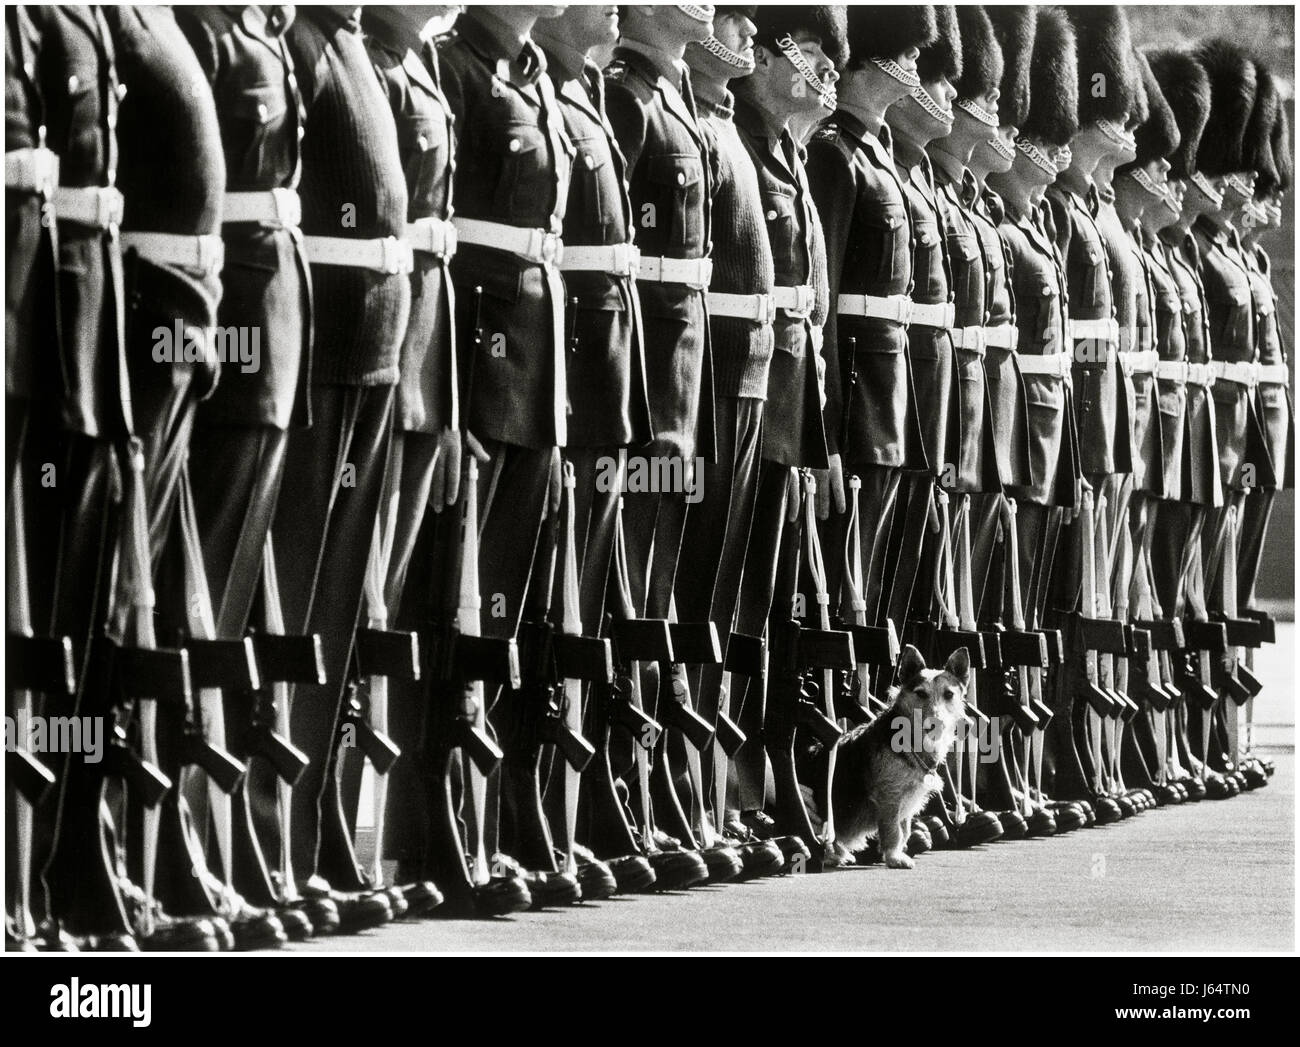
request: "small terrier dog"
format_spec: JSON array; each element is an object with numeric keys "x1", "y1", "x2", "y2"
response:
[{"x1": 820, "y1": 645, "x2": 971, "y2": 868}]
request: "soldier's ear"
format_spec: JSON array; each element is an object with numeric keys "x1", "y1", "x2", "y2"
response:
[
  {"x1": 754, "y1": 44, "x2": 772, "y2": 69},
  {"x1": 898, "y1": 644, "x2": 927, "y2": 690}
]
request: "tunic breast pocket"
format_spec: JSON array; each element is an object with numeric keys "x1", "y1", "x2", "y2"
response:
[
  {"x1": 1079, "y1": 242, "x2": 1107, "y2": 311},
  {"x1": 571, "y1": 137, "x2": 613, "y2": 239},
  {"x1": 1212, "y1": 282, "x2": 1251, "y2": 355},
  {"x1": 863, "y1": 200, "x2": 908, "y2": 288},
  {"x1": 762, "y1": 189, "x2": 797, "y2": 277},
  {"x1": 649, "y1": 152, "x2": 704, "y2": 255},
  {"x1": 946, "y1": 230, "x2": 981, "y2": 312},
  {"x1": 1030, "y1": 277, "x2": 1061, "y2": 354},
  {"x1": 487, "y1": 120, "x2": 551, "y2": 224},
  {"x1": 397, "y1": 112, "x2": 448, "y2": 214},
  {"x1": 222, "y1": 82, "x2": 289, "y2": 185}
]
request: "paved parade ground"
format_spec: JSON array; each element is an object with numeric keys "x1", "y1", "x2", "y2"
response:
[{"x1": 309, "y1": 628, "x2": 1296, "y2": 954}]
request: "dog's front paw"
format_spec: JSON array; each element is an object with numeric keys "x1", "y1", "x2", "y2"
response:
[{"x1": 885, "y1": 852, "x2": 915, "y2": 870}]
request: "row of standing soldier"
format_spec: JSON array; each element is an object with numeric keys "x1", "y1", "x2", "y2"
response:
[{"x1": 5, "y1": 3, "x2": 1291, "y2": 950}]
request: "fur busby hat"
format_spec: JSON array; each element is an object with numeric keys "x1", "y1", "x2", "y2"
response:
[
  {"x1": 1192, "y1": 39, "x2": 1258, "y2": 176},
  {"x1": 953, "y1": 6, "x2": 1002, "y2": 103},
  {"x1": 1244, "y1": 63, "x2": 1282, "y2": 188},
  {"x1": 1020, "y1": 7, "x2": 1077, "y2": 146},
  {"x1": 1124, "y1": 51, "x2": 1179, "y2": 169},
  {"x1": 846, "y1": 5, "x2": 935, "y2": 67},
  {"x1": 751, "y1": 5, "x2": 849, "y2": 71},
  {"x1": 1145, "y1": 49, "x2": 1212, "y2": 180},
  {"x1": 1066, "y1": 6, "x2": 1140, "y2": 127},
  {"x1": 1265, "y1": 103, "x2": 1292, "y2": 195},
  {"x1": 986, "y1": 6, "x2": 1035, "y2": 128},
  {"x1": 917, "y1": 5, "x2": 962, "y2": 84}
]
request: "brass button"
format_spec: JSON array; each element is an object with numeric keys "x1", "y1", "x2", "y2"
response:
[
  {"x1": 676, "y1": 171, "x2": 686, "y2": 185},
  {"x1": 258, "y1": 102, "x2": 269, "y2": 121},
  {"x1": 766, "y1": 209, "x2": 777, "y2": 220},
  {"x1": 509, "y1": 138, "x2": 521, "y2": 153},
  {"x1": 67, "y1": 74, "x2": 79, "y2": 93},
  {"x1": 585, "y1": 153, "x2": 596, "y2": 169},
  {"x1": 418, "y1": 134, "x2": 429, "y2": 151}
]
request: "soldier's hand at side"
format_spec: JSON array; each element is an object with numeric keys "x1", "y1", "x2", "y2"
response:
[
  {"x1": 549, "y1": 446, "x2": 563, "y2": 514},
  {"x1": 786, "y1": 467, "x2": 801, "y2": 523},
  {"x1": 430, "y1": 427, "x2": 463, "y2": 512}
]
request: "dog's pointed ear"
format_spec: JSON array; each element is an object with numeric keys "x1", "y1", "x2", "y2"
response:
[
  {"x1": 944, "y1": 647, "x2": 971, "y2": 686},
  {"x1": 898, "y1": 644, "x2": 927, "y2": 689}
]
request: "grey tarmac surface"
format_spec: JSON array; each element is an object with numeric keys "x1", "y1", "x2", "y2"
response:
[{"x1": 305, "y1": 629, "x2": 1295, "y2": 953}]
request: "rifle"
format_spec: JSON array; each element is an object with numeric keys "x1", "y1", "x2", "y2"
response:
[
  {"x1": 765, "y1": 474, "x2": 853, "y2": 864},
  {"x1": 6, "y1": 464, "x2": 73, "y2": 944},
  {"x1": 548, "y1": 461, "x2": 607, "y2": 875},
  {"x1": 837, "y1": 474, "x2": 896, "y2": 725}
]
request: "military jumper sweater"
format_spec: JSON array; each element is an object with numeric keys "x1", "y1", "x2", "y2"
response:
[
  {"x1": 287, "y1": 7, "x2": 408, "y2": 387},
  {"x1": 698, "y1": 93, "x2": 774, "y2": 400}
]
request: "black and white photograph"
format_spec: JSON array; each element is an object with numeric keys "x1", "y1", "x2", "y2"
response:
[{"x1": 3, "y1": 0, "x2": 1297, "y2": 1009}]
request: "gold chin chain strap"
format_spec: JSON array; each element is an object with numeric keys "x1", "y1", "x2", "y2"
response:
[{"x1": 778, "y1": 35, "x2": 837, "y2": 110}]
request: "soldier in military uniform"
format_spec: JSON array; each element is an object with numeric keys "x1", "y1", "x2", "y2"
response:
[
  {"x1": 1235, "y1": 71, "x2": 1290, "y2": 784},
  {"x1": 1188, "y1": 40, "x2": 1260, "y2": 793},
  {"x1": 1150, "y1": 49, "x2": 1223, "y2": 802},
  {"x1": 437, "y1": 5, "x2": 586, "y2": 907},
  {"x1": 716, "y1": 5, "x2": 844, "y2": 866},
  {"x1": 271, "y1": 5, "x2": 410, "y2": 931},
  {"x1": 19, "y1": 4, "x2": 152, "y2": 951},
  {"x1": 603, "y1": 3, "x2": 724, "y2": 881},
  {"x1": 529, "y1": 4, "x2": 658, "y2": 896},
  {"x1": 335, "y1": 2, "x2": 462, "y2": 922},
  {"x1": 986, "y1": 6, "x2": 1094, "y2": 833},
  {"x1": 173, "y1": 4, "x2": 327, "y2": 938},
  {"x1": 962, "y1": 6, "x2": 1069, "y2": 837},
  {"x1": 806, "y1": 5, "x2": 936, "y2": 697},
  {"x1": 1110, "y1": 50, "x2": 1187, "y2": 804}
]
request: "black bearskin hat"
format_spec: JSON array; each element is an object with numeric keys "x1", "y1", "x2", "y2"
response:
[
  {"x1": 1020, "y1": 6, "x2": 1078, "y2": 146},
  {"x1": 1192, "y1": 39, "x2": 1258, "y2": 176},
  {"x1": 1145, "y1": 49, "x2": 1212, "y2": 180},
  {"x1": 751, "y1": 5, "x2": 849, "y2": 71},
  {"x1": 1066, "y1": 5, "x2": 1140, "y2": 126},
  {"x1": 986, "y1": 6, "x2": 1035, "y2": 128},
  {"x1": 845, "y1": 5, "x2": 936, "y2": 67},
  {"x1": 916, "y1": 5, "x2": 962, "y2": 84}
]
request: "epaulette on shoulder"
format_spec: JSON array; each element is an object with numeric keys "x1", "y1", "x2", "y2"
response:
[{"x1": 809, "y1": 123, "x2": 853, "y2": 160}]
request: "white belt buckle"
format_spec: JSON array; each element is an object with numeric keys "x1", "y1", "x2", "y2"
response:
[
  {"x1": 525, "y1": 228, "x2": 562, "y2": 266},
  {"x1": 196, "y1": 234, "x2": 224, "y2": 276},
  {"x1": 623, "y1": 244, "x2": 640, "y2": 278},
  {"x1": 895, "y1": 297, "x2": 913, "y2": 325},
  {"x1": 271, "y1": 187, "x2": 301, "y2": 227},
  {"x1": 31, "y1": 147, "x2": 59, "y2": 193},
  {"x1": 696, "y1": 258, "x2": 714, "y2": 291},
  {"x1": 762, "y1": 294, "x2": 777, "y2": 325},
  {"x1": 379, "y1": 235, "x2": 411, "y2": 275},
  {"x1": 96, "y1": 187, "x2": 125, "y2": 228},
  {"x1": 966, "y1": 327, "x2": 986, "y2": 354}
]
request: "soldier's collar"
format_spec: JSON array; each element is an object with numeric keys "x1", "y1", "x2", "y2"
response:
[
  {"x1": 891, "y1": 134, "x2": 928, "y2": 173},
  {"x1": 733, "y1": 94, "x2": 780, "y2": 139},
  {"x1": 534, "y1": 36, "x2": 588, "y2": 86},
  {"x1": 456, "y1": 10, "x2": 546, "y2": 86},
  {"x1": 1055, "y1": 167, "x2": 1092, "y2": 201},
  {"x1": 695, "y1": 89, "x2": 734, "y2": 122},
  {"x1": 616, "y1": 41, "x2": 687, "y2": 93},
  {"x1": 926, "y1": 145, "x2": 965, "y2": 190}
]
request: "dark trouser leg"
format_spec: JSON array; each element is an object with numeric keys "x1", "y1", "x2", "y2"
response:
[
  {"x1": 337, "y1": 430, "x2": 440, "y2": 877},
  {"x1": 675, "y1": 398, "x2": 763, "y2": 828},
  {"x1": 32, "y1": 428, "x2": 124, "y2": 938},
  {"x1": 271, "y1": 384, "x2": 394, "y2": 888},
  {"x1": 732, "y1": 460, "x2": 792, "y2": 812},
  {"x1": 1237, "y1": 485, "x2": 1275, "y2": 613},
  {"x1": 188, "y1": 422, "x2": 288, "y2": 905},
  {"x1": 475, "y1": 440, "x2": 554, "y2": 862}
]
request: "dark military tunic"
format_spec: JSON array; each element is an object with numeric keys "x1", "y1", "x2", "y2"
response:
[
  {"x1": 177, "y1": 4, "x2": 309, "y2": 430},
  {"x1": 734, "y1": 96, "x2": 827, "y2": 469},
  {"x1": 806, "y1": 113, "x2": 916, "y2": 469},
  {"x1": 28, "y1": 5, "x2": 124, "y2": 438},
  {"x1": 365, "y1": 10, "x2": 457, "y2": 436},
  {"x1": 1194, "y1": 215, "x2": 1255, "y2": 492},
  {"x1": 974, "y1": 187, "x2": 1031, "y2": 489},
  {"x1": 935, "y1": 162, "x2": 999, "y2": 492},
  {"x1": 6, "y1": 5, "x2": 53, "y2": 405},
  {"x1": 107, "y1": 4, "x2": 225, "y2": 424},
  {"x1": 439, "y1": 12, "x2": 570, "y2": 451},
  {"x1": 1160, "y1": 230, "x2": 1222, "y2": 507},
  {"x1": 1143, "y1": 228, "x2": 1189, "y2": 502},
  {"x1": 604, "y1": 44, "x2": 713, "y2": 461},
  {"x1": 287, "y1": 6, "x2": 408, "y2": 387},
  {"x1": 542, "y1": 44, "x2": 649, "y2": 448},
  {"x1": 1244, "y1": 242, "x2": 1293, "y2": 490},
  {"x1": 996, "y1": 197, "x2": 1074, "y2": 506},
  {"x1": 895, "y1": 141, "x2": 954, "y2": 478},
  {"x1": 1097, "y1": 190, "x2": 1155, "y2": 493},
  {"x1": 1048, "y1": 177, "x2": 1126, "y2": 478}
]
